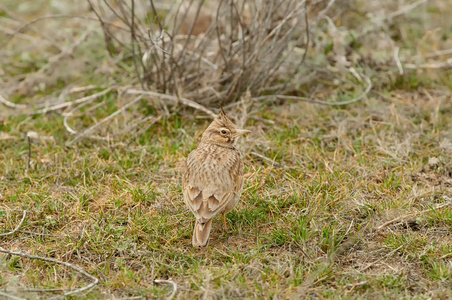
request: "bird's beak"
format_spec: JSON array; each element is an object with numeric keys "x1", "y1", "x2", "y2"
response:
[{"x1": 233, "y1": 129, "x2": 251, "y2": 137}]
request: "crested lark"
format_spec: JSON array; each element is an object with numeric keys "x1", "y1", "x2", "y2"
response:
[{"x1": 183, "y1": 108, "x2": 251, "y2": 247}]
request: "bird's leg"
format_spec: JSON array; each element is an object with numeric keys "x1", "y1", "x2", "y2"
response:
[{"x1": 222, "y1": 214, "x2": 228, "y2": 232}]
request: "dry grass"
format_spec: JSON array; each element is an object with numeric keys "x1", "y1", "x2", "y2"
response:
[{"x1": 1, "y1": 0, "x2": 452, "y2": 299}]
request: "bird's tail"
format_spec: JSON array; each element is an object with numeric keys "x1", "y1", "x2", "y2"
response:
[{"x1": 192, "y1": 219, "x2": 213, "y2": 247}]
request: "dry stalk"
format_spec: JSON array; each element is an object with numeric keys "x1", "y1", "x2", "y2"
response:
[
  {"x1": 154, "y1": 279, "x2": 178, "y2": 300},
  {"x1": 0, "y1": 93, "x2": 27, "y2": 109},
  {"x1": 0, "y1": 209, "x2": 98, "y2": 299},
  {"x1": 394, "y1": 46, "x2": 404, "y2": 75},
  {"x1": 250, "y1": 151, "x2": 293, "y2": 169},
  {"x1": 26, "y1": 137, "x2": 31, "y2": 170},
  {"x1": 66, "y1": 95, "x2": 144, "y2": 146},
  {"x1": 4, "y1": 29, "x2": 94, "y2": 97},
  {"x1": 126, "y1": 88, "x2": 216, "y2": 118},
  {"x1": 355, "y1": 0, "x2": 429, "y2": 39},
  {"x1": 34, "y1": 87, "x2": 113, "y2": 115},
  {"x1": 403, "y1": 59, "x2": 452, "y2": 70},
  {"x1": 255, "y1": 71, "x2": 372, "y2": 106},
  {"x1": 359, "y1": 245, "x2": 404, "y2": 272},
  {"x1": 0, "y1": 210, "x2": 27, "y2": 238},
  {"x1": 0, "y1": 247, "x2": 99, "y2": 299},
  {"x1": 0, "y1": 291, "x2": 25, "y2": 300},
  {"x1": 377, "y1": 199, "x2": 452, "y2": 232}
]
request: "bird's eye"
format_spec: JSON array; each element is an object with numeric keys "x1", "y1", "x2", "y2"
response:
[{"x1": 221, "y1": 130, "x2": 227, "y2": 134}]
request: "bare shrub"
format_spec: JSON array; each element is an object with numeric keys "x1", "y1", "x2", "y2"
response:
[{"x1": 88, "y1": 0, "x2": 335, "y2": 106}]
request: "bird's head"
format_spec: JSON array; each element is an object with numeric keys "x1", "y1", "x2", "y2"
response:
[{"x1": 201, "y1": 108, "x2": 251, "y2": 147}]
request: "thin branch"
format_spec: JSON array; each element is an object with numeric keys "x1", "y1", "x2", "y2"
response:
[
  {"x1": 256, "y1": 73, "x2": 372, "y2": 106},
  {"x1": 0, "y1": 291, "x2": 25, "y2": 300},
  {"x1": 311, "y1": 0, "x2": 337, "y2": 29},
  {"x1": 35, "y1": 29, "x2": 93, "y2": 75},
  {"x1": 176, "y1": 0, "x2": 206, "y2": 64},
  {"x1": 130, "y1": 0, "x2": 145, "y2": 89},
  {"x1": 250, "y1": 152, "x2": 293, "y2": 169},
  {"x1": 120, "y1": 115, "x2": 162, "y2": 136},
  {"x1": 359, "y1": 245, "x2": 404, "y2": 272},
  {"x1": 261, "y1": 1, "x2": 305, "y2": 46},
  {"x1": 63, "y1": 100, "x2": 109, "y2": 137},
  {"x1": 5, "y1": 29, "x2": 94, "y2": 97},
  {"x1": 278, "y1": 0, "x2": 310, "y2": 94},
  {"x1": 394, "y1": 46, "x2": 403, "y2": 75},
  {"x1": 27, "y1": 137, "x2": 31, "y2": 170},
  {"x1": 440, "y1": 252, "x2": 452, "y2": 259},
  {"x1": 215, "y1": 0, "x2": 227, "y2": 64},
  {"x1": 20, "y1": 288, "x2": 72, "y2": 293},
  {"x1": 426, "y1": 48, "x2": 452, "y2": 58},
  {"x1": 0, "y1": 26, "x2": 52, "y2": 46},
  {"x1": 154, "y1": 279, "x2": 177, "y2": 300},
  {"x1": 0, "y1": 248, "x2": 98, "y2": 299},
  {"x1": 0, "y1": 93, "x2": 27, "y2": 109},
  {"x1": 356, "y1": 0, "x2": 429, "y2": 39},
  {"x1": 66, "y1": 95, "x2": 144, "y2": 146},
  {"x1": 0, "y1": 211, "x2": 26, "y2": 238},
  {"x1": 0, "y1": 209, "x2": 97, "y2": 298},
  {"x1": 0, "y1": 14, "x2": 129, "y2": 50},
  {"x1": 68, "y1": 85, "x2": 99, "y2": 94},
  {"x1": 33, "y1": 87, "x2": 113, "y2": 115},
  {"x1": 125, "y1": 89, "x2": 217, "y2": 118},
  {"x1": 63, "y1": 106, "x2": 81, "y2": 135},
  {"x1": 387, "y1": 0, "x2": 429, "y2": 20},
  {"x1": 377, "y1": 199, "x2": 452, "y2": 232},
  {"x1": 403, "y1": 59, "x2": 452, "y2": 70}
]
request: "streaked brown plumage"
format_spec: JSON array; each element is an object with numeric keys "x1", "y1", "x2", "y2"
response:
[{"x1": 183, "y1": 109, "x2": 251, "y2": 247}]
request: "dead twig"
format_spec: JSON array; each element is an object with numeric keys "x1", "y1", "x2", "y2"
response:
[
  {"x1": 0, "y1": 93, "x2": 27, "y2": 109},
  {"x1": 27, "y1": 136, "x2": 31, "y2": 170},
  {"x1": 0, "y1": 25, "x2": 57, "y2": 49},
  {"x1": 0, "y1": 86, "x2": 112, "y2": 114},
  {"x1": 0, "y1": 248, "x2": 99, "y2": 299},
  {"x1": 387, "y1": 0, "x2": 429, "y2": 20},
  {"x1": 33, "y1": 86, "x2": 113, "y2": 115},
  {"x1": 19, "y1": 288, "x2": 72, "y2": 293},
  {"x1": 311, "y1": 0, "x2": 337, "y2": 28},
  {"x1": 359, "y1": 245, "x2": 404, "y2": 272},
  {"x1": 440, "y1": 253, "x2": 452, "y2": 259},
  {"x1": 0, "y1": 13, "x2": 130, "y2": 50},
  {"x1": 122, "y1": 115, "x2": 162, "y2": 136},
  {"x1": 68, "y1": 85, "x2": 98, "y2": 94},
  {"x1": 403, "y1": 59, "x2": 452, "y2": 70},
  {"x1": 394, "y1": 47, "x2": 403, "y2": 75},
  {"x1": 154, "y1": 279, "x2": 177, "y2": 300},
  {"x1": 287, "y1": 74, "x2": 371, "y2": 106},
  {"x1": 66, "y1": 95, "x2": 144, "y2": 146},
  {"x1": 377, "y1": 199, "x2": 452, "y2": 232},
  {"x1": 63, "y1": 101, "x2": 104, "y2": 136},
  {"x1": 0, "y1": 209, "x2": 97, "y2": 298},
  {"x1": 255, "y1": 72, "x2": 372, "y2": 106},
  {"x1": 125, "y1": 89, "x2": 216, "y2": 118},
  {"x1": 0, "y1": 291, "x2": 25, "y2": 300},
  {"x1": 0, "y1": 210, "x2": 27, "y2": 238},
  {"x1": 356, "y1": 0, "x2": 429, "y2": 39},
  {"x1": 6, "y1": 29, "x2": 94, "y2": 97},
  {"x1": 250, "y1": 152, "x2": 293, "y2": 169},
  {"x1": 426, "y1": 48, "x2": 452, "y2": 58}
]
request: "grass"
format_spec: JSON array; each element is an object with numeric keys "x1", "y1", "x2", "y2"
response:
[
  {"x1": 2, "y1": 89, "x2": 452, "y2": 298},
  {"x1": 1, "y1": 0, "x2": 452, "y2": 299}
]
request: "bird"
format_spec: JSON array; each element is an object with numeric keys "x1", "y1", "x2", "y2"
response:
[{"x1": 182, "y1": 108, "x2": 251, "y2": 247}]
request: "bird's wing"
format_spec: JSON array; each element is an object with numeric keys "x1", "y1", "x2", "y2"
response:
[{"x1": 182, "y1": 146, "x2": 243, "y2": 223}]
